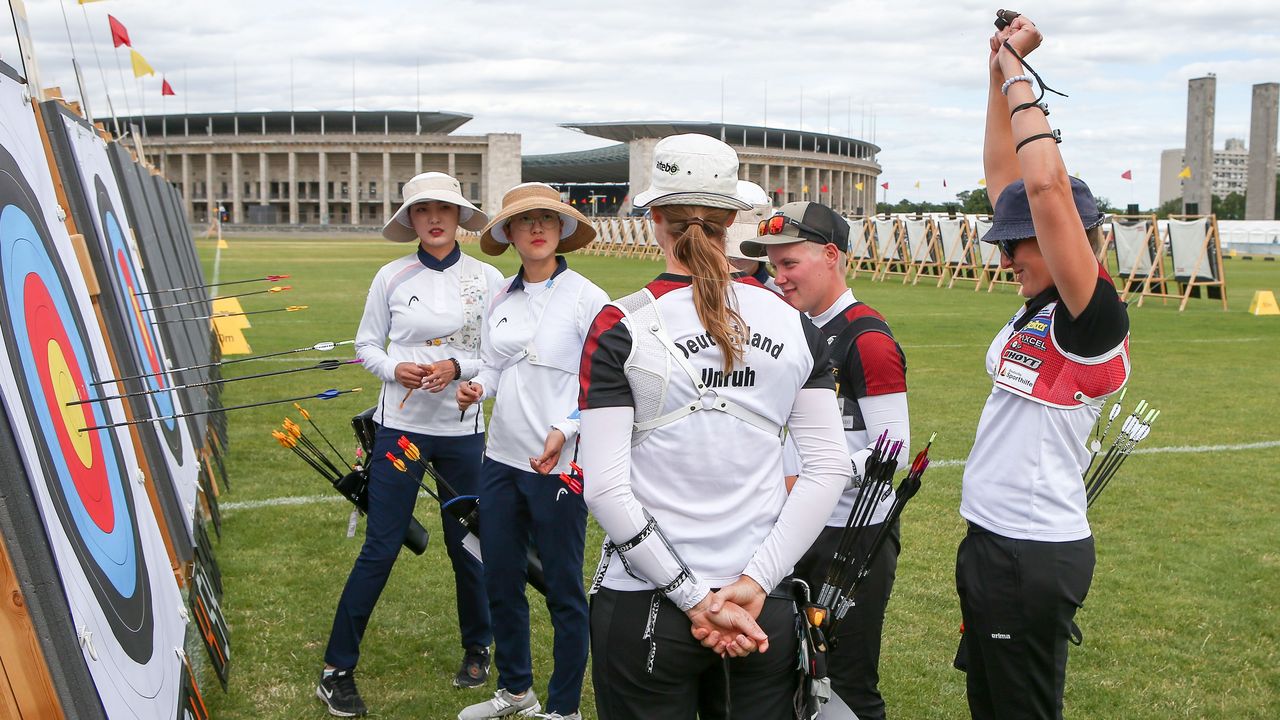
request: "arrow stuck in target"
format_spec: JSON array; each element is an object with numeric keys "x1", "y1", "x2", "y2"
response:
[
  {"x1": 90, "y1": 339, "x2": 355, "y2": 387},
  {"x1": 79, "y1": 388, "x2": 363, "y2": 433},
  {"x1": 68, "y1": 359, "x2": 364, "y2": 406}
]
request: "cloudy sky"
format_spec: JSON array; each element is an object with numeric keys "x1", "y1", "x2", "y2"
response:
[{"x1": 6, "y1": 1, "x2": 1279, "y2": 207}]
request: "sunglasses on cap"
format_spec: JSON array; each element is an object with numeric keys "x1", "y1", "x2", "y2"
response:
[{"x1": 757, "y1": 214, "x2": 832, "y2": 245}]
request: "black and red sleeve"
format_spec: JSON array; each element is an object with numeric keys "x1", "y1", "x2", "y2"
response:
[
  {"x1": 579, "y1": 305, "x2": 635, "y2": 410},
  {"x1": 846, "y1": 332, "x2": 908, "y2": 398},
  {"x1": 800, "y1": 314, "x2": 837, "y2": 391}
]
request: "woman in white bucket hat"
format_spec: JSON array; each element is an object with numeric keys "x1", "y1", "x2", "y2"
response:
[
  {"x1": 724, "y1": 180, "x2": 780, "y2": 292},
  {"x1": 576, "y1": 134, "x2": 848, "y2": 718},
  {"x1": 317, "y1": 172, "x2": 504, "y2": 717}
]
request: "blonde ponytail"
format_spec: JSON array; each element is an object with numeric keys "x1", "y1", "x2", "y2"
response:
[{"x1": 654, "y1": 205, "x2": 745, "y2": 373}]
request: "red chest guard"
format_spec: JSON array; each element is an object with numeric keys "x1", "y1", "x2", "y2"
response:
[{"x1": 990, "y1": 301, "x2": 1130, "y2": 409}]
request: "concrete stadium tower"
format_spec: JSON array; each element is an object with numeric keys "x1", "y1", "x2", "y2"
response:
[
  {"x1": 1184, "y1": 76, "x2": 1216, "y2": 215},
  {"x1": 1245, "y1": 82, "x2": 1278, "y2": 221}
]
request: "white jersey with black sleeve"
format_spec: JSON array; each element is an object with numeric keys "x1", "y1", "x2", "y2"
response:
[
  {"x1": 578, "y1": 274, "x2": 849, "y2": 610},
  {"x1": 355, "y1": 245, "x2": 505, "y2": 436},
  {"x1": 961, "y1": 268, "x2": 1130, "y2": 541}
]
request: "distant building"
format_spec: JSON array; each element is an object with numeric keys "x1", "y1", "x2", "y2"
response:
[
  {"x1": 1159, "y1": 138, "x2": 1251, "y2": 206},
  {"x1": 526, "y1": 121, "x2": 882, "y2": 217},
  {"x1": 121, "y1": 110, "x2": 520, "y2": 226},
  {"x1": 118, "y1": 112, "x2": 883, "y2": 227}
]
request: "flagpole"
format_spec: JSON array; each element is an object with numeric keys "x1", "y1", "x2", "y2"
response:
[
  {"x1": 79, "y1": 3, "x2": 119, "y2": 135},
  {"x1": 112, "y1": 46, "x2": 134, "y2": 124}
]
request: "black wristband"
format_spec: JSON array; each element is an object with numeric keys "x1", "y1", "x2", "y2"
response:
[
  {"x1": 1015, "y1": 130, "x2": 1061, "y2": 152},
  {"x1": 1011, "y1": 100, "x2": 1048, "y2": 118},
  {"x1": 448, "y1": 357, "x2": 461, "y2": 379}
]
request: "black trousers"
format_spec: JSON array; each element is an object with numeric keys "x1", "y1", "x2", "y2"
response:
[
  {"x1": 954, "y1": 524, "x2": 1094, "y2": 720},
  {"x1": 591, "y1": 588, "x2": 798, "y2": 720},
  {"x1": 792, "y1": 520, "x2": 899, "y2": 720}
]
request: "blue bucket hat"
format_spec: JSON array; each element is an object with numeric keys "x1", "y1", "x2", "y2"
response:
[{"x1": 982, "y1": 176, "x2": 1106, "y2": 244}]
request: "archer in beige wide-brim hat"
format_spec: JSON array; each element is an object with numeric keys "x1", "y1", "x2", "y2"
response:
[
  {"x1": 479, "y1": 182, "x2": 596, "y2": 257},
  {"x1": 382, "y1": 171, "x2": 488, "y2": 241}
]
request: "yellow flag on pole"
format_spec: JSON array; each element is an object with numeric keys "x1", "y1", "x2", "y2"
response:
[
  {"x1": 855, "y1": 182, "x2": 864, "y2": 191},
  {"x1": 913, "y1": 181, "x2": 921, "y2": 189},
  {"x1": 978, "y1": 178, "x2": 987, "y2": 187},
  {"x1": 1178, "y1": 166, "x2": 1192, "y2": 179},
  {"x1": 130, "y1": 49, "x2": 155, "y2": 78},
  {"x1": 802, "y1": 185, "x2": 809, "y2": 193}
]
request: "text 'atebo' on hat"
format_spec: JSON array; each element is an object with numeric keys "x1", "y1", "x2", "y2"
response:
[
  {"x1": 632, "y1": 134, "x2": 754, "y2": 211},
  {"x1": 478, "y1": 182, "x2": 597, "y2": 257},
  {"x1": 981, "y1": 176, "x2": 1106, "y2": 244},
  {"x1": 382, "y1": 172, "x2": 488, "y2": 241},
  {"x1": 739, "y1": 201, "x2": 851, "y2": 257}
]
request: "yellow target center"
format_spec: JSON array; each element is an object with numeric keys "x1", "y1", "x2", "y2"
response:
[{"x1": 48, "y1": 340, "x2": 94, "y2": 468}]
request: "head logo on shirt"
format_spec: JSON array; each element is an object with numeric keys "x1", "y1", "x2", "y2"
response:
[{"x1": 408, "y1": 295, "x2": 419, "y2": 306}]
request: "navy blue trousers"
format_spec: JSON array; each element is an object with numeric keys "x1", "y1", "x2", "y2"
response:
[
  {"x1": 479, "y1": 458, "x2": 589, "y2": 714},
  {"x1": 325, "y1": 427, "x2": 491, "y2": 670}
]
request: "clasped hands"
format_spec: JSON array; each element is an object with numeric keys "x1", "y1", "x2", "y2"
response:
[
  {"x1": 687, "y1": 576, "x2": 771, "y2": 658},
  {"x1": 395, "y1": 360, "x2": 457, "y2": 393}
]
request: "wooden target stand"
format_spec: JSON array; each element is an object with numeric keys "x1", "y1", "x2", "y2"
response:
[
  {"x1": 1138, "y1": 214, "x2": 1228, "y2": 312},
  {"x1": 845, "y1": 217, "x2": 878, "y2": 280},
  {"x1": 1105, "y1": 214, "x2": 1163, "y2": 302},
  {"x1": 0, "y1": 532, "x2": 64, "y2": 718}
]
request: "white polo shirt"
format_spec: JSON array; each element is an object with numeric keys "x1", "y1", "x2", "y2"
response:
[
  {"x1": 355, "y1": 245, "x2": 505, "y2": 436},
  {"x1": 474, "y1": 258, "x2": 608, "y2": 475}
]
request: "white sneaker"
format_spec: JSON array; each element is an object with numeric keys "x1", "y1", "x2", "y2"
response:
[
  {"x1": 458, "y1": 688, "x2": 541, "y2": 719},
  {"x1": 532, "y1": 713, "x2": 582, "y2": 720}
]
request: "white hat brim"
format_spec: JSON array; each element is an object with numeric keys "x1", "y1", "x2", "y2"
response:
[
  {"x1": 633, "y1": 189, "x2": 751, "y2": 211},
  {"x1": 382, "y1": 189, "x2": 488, "y2": 241}
]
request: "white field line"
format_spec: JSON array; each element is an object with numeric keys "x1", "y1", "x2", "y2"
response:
[{"x1": 222, "y1": 440, "x2": 1280, "y2": 513}]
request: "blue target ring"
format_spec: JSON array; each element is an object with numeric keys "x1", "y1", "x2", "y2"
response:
[{"x1": 0, "y1": 146, "x2": 153, "y2": 663}]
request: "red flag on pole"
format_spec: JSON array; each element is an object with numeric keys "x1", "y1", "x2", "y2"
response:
[
  {"x1": 943, "y1": 178, "x2": 948, "y2": 187},
  {"x1": 108, "y1": 15, "x2": 131, "y2": 48},
  {"x1": 162, "y1": 78, "x2": 176, "y2": 96},
  {"x1": 880, "y1": 182, "x2": 889, "y2": 190},
  {"x1": 820, "y1": 184, "x2": 829, "y2": 193},
  {"x1": 1121, "y1": 170, "x2": 1132, "y2": 180}
]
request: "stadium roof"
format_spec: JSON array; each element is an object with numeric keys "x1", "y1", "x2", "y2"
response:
[
  {"x1": 113, "y1": 110, "x2": 474, "y2": 137},
  {"x1": 522, "y1": 143, "x2": 630, "y2": 183},
  {"x1": 561, "y1": 120, "x2": 879, "y2": 156}
]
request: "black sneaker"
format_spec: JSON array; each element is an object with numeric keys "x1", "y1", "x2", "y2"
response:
[
  {"x1": 316, "y1": 667, "x2": 368, "y2": 717},
  {"x1": 454, "y1": 647, "x2": 490, "y2": 688}
]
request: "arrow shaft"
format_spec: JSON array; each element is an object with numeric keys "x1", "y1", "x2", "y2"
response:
[
  {"x1": 71, "y1": 360, "x2": 360, "y2": 405},
  {"x1": 91, "y1": 340, "x2": 354, "y2": 387},
  {"x1": 134, "y1": 275, "x2": 285, "y2": 296},
  {"x1": 154, "y1": 306, "x2": 296, "y2": 325},
  {"x1": 80, "y1": 389, "x2": 360, "y2": 432}
]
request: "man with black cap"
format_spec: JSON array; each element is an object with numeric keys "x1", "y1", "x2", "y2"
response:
[
  {"x1": 742, "y1": 201, "x2": 910, "y2": 720},
  {"x1": 954, "y1": 13, "x2": 1130, "y2": 720}
]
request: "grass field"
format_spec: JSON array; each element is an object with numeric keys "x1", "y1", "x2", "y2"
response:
[{"x1": 196, "y1": 235, "x2": 1280, "y2": 719}]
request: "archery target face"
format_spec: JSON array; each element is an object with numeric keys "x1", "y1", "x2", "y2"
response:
[
  {"x1": 0, "y1": 71, "x2": 183, "y2": 720},
  {"x1": 58, "y1": 112, "x2": 199, "y2": 537}
]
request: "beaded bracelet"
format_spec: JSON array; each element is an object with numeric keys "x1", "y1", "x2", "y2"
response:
[{"x1": 1001, "y1": 74, "x2": 1033, "y2": 96}]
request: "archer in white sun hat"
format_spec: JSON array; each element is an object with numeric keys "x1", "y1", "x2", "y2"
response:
[
  {"x1": 631, "y1": 134, "x2": 753, "y2": 211},
  {"x1": 382, "y1": 171, "x2": 488, "y2": 241},
  {"x1": 724, "y1": 180, "x2": 775, "y2": 261}
]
